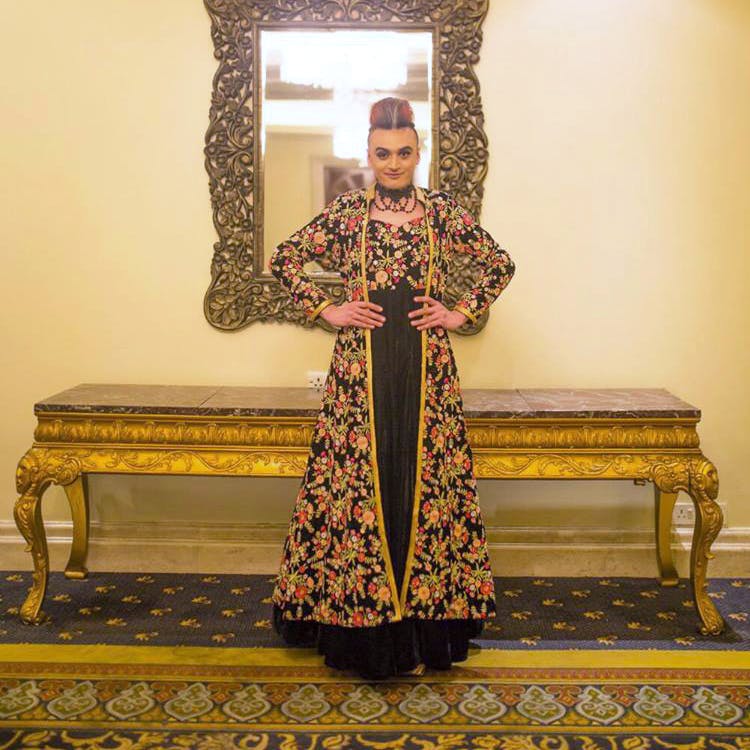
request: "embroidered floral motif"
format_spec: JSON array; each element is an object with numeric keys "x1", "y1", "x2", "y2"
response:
[
  {"x1": 365, "y1": 218, "x2": 429, "y2": 292},
  {"x1": 444, "y1": 200, "x2": 515, "y2": 322},
  {"x1": 268, "y1": 187, "x2": 515, "y2": 626}
]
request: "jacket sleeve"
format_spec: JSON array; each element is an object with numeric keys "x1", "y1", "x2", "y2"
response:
[
  {"x1": 445, "y1": 196, "x2": 516, "y2": 324},
  {"x1": 269, "y1": 196, "x2": 344, "y2": 322}
]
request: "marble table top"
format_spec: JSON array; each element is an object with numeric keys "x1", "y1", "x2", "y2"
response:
[{"x1": 34, "y1": 384, "x2": 700, "y2": 419}]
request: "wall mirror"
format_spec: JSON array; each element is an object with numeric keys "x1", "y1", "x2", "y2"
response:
[{"x1": 203, "y1": 0, "x2": 491, "y2": 333}]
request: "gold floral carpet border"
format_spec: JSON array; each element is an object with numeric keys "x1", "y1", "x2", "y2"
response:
[
  {"x1": 2, "y1": 571, "x2": 748, "y2": 747},
  {"x1": 0, "y1": 647, "x2": 748, "y2": 749}
]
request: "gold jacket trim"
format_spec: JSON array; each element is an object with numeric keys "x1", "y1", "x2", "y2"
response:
[
  {"x1": 308, "y1": 298, "x2": 334, "y2": 321},
  {"x1": 360, "y1": 181, "x2": 435, "y2": 621},
  {"x1": 453, "y1": 303, "x2": 478, "y2": 324}
]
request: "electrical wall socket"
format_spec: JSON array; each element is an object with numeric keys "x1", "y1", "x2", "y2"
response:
[
  {"x1": 673, "y1": 503, "x2": 695, "y2": 526},
  {"x1": 307, "y1": 370, "x2": 327, "y2": 390}
]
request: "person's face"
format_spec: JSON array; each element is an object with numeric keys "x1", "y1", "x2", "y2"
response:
[{"x1": 367, "y1": 127, "x2": 420, "y2": 191}]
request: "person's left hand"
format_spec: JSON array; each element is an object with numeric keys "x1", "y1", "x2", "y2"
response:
[{"x1": 409, "y1": 294, "x2": 468, "y2": 331}]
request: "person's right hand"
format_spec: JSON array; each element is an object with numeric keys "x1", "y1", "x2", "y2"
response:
[{"x1": 321, "y1": 301, "x2": 385, "y2": 329}]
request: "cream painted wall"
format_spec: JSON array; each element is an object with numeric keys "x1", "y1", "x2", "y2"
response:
[{"x1": 1, "y1": 1, "x2": 748, "y2": 561}]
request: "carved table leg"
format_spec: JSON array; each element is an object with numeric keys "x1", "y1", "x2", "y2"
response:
[
  {"x1": 13, "y1": 487, "x2": 49, "y2": 625},
  {"x1": 63, "y1": 474, "x2": 90, "y2": 579},
  {"x1": 650, "y1": 456, "x2": 724, "y2": 635},
  {"x1": 654, "y1": 484, "x2": 679, "y2": 586},
  {"x1": 14, "y1": 448, "x2": 82, "y2": 625},
  {"x1": 687, "y1": 456, "x2": 724, "y2": 635}
]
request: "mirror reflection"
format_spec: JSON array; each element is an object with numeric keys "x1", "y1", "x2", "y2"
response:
[{"x1": 260, "y1": 28, "x2": 433, "y2": 274}]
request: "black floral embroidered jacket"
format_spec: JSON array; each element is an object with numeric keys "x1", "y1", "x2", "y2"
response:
[{"x1": 269, "y1": 184, "x2": 516, "y2": 627}]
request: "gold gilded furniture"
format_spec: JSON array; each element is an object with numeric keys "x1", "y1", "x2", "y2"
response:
[{"x1": 14, "y1": 384, "x2": 723, "y2": 635}]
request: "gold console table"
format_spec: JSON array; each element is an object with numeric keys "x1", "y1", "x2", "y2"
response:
[{"x1": 14, "y1": 384, "x2": 723, "y2": 635}]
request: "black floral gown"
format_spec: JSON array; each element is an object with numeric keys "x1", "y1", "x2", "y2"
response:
[{"x1": 272, "y1": 214, "x2": 484, "y2": 679}]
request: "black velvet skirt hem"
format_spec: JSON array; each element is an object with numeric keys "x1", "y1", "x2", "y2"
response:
[{"x1": 273, "y1": 603, "x2": 485, "y2": 680}]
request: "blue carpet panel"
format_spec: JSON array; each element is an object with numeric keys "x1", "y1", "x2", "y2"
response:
[{"x1": 1, "y1": 573, "x2": 747, "y2": 649}]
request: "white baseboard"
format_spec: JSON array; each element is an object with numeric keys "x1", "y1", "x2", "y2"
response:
[{"x1": 0, "y1": 520, "x2": 748, "y2": 577}]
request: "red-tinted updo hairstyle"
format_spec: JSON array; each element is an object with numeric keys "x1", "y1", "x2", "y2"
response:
[{"x1": 368, "y1": 97, "x2": 419, "y2": 145}]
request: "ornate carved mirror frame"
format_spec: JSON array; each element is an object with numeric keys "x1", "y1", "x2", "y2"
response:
[{"x1": 203, "y1": 0, "x2": 491, "y2": 333}]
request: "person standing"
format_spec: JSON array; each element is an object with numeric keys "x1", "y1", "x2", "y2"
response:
[{"x1": 269, "y1": 97, "x2": 516, "y2": 679}]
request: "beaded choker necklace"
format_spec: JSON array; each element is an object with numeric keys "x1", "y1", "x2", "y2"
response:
[{"x1": 373, "y1": 181, "x2": 417, "y2": 213}]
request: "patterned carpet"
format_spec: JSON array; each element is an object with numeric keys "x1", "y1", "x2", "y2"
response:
[
  {"x1": 1, "y1": 571, "x2": 747, "y2": 649},
  {"x1": 0, "y1": 572, "x2": 748, "y2": 748}
]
